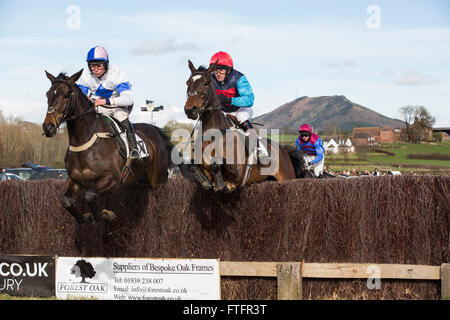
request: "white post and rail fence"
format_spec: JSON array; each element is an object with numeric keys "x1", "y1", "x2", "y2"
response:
[{"x1": 219, "y1": 261, "x2": 450, "y2": 300}]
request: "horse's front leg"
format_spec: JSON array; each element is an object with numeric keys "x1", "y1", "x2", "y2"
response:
[
  {"x1": 61, "y1": 178, "x2": 92, "y2": 224},
  {"x1": 84, "y1": 188, "x2": 117, "y2": 223},
  {"x1": 210, "y1": 163, "x2": 239, "y2": 192}
]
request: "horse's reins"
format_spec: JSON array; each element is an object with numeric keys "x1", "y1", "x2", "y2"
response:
[
  {"x1": 46, "y1": 79, "x2": 114, "y2": 152},
  {"x1": 186, "y1": 71, "x2": 222, "y2": 114},
  {"x1": 185, "y1": 71, "x2": 260, "y2": 188},
  {"x1": 46, "y1": 79, "x2": 95, "y2": 129},
  {"x1": 180, "y1": 71, "x2": 222, "y2": 153}
]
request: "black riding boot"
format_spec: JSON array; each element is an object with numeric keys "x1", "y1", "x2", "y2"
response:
[{"x1": 120, "y1": 119, "x2": 140, "y2": 161}]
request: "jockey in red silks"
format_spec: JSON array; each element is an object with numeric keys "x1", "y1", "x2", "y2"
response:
[
  {"x1": 295, "y1": 124, "x2": 325, "y2": 177},
  {"x1": 209, "y1": 51, "x2": 269, "y2": 163}
]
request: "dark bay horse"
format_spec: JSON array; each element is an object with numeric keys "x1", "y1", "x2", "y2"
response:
[
  {"x1": 42, "y1": 70, "x2": 174, "y2": 224},
  {"x1": 183, "y1": 60, "x2": 304, "y2": 192}
]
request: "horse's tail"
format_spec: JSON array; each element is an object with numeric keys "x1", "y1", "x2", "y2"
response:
[
  {"x1": 155, "y1": 126, "x2": 196, "y2": 181},
  {"x1": 283, "y1": 145, "x2": 307, "y2": 178}
]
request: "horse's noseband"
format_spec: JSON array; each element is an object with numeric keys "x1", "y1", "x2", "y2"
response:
[
  {"x1": 186, "y1": 72, "x2": 221, "y2": 113},
  {"x1": 46, "y1": 80, "x2": 76, "y2": 128},
  {"x1": 47, "y1": 106, "x2": 56, "y2": 114},
  {"x1": 186, "y1": 72, "x2": 211, "y2": 99}
]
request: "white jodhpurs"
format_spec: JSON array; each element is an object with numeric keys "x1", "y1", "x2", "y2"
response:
[
  {"x1": 96, "y1": 105, "x2": 130, "y2": 122},
  {"x1": 303, "y1": 154, "x2": 325, "y2": 177},
  {"x1": 227, "y1": 107, "x2": 253, "y2": 124}
]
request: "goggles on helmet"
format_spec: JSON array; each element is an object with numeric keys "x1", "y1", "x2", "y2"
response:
[
  {"x1": 299, "y1": 131, "x2": 311, "y2": 138},
  {"x1": 213, "y1": 65, "x2": 231, "y2": 73}
]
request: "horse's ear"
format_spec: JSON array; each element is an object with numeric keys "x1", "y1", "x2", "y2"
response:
[
  {"x1": 68, "y1": 69, "x2": 83, "y2": 84},
  {"x1": 188, "y1": 60, "x2": 196, "y2": 74},
  {"x1": 207, "y1": 59, "x2": 218, "y2": 74},
  {"x1": 45, "y1": 70, "x2": 56, "y2": 83}
]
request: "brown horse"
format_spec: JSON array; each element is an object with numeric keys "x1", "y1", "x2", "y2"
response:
[
  {"x1": 183, "y1": 60, "x2": 304, "y2": 192},
  {"x1": 42, "y1": 70, "x2": 177, "y2": 224}
]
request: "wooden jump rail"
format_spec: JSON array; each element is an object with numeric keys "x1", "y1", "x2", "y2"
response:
[{"x1": 219, "y1": 261, "x2": 450, "y2": 300}]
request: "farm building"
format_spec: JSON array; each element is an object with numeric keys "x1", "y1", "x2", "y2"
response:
[
  {"x1": 352, "y1": 126, "x2": 400, "y2": 146},
  {"x1": 380, "y1": 126, "x2": 401, "y2": 143},
  {"x1": 352, "y1": 127, "x2": 381, "y2": 147},
  {"x1": 323, "y1": 138, "x2": 355, "y2": 154},
  {"x1": 432, "y1": 127, "x2": 450, "y2": 141}
]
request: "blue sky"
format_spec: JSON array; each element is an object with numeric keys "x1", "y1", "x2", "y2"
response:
[{"x1": 1, "y1": 0, "x2": 449, "y2": 127}]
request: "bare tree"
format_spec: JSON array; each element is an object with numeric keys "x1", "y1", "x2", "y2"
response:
[
  {"x1": 0, "y1": 116, "x2": 67, "y2": 168},
  {"x1": 398, "y1": 105, "x2": 435, "y2": 143}
]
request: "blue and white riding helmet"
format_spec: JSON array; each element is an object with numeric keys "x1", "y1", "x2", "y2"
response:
[{"x1": 86, "y1": 46, "x2": 109, "y2": 71}]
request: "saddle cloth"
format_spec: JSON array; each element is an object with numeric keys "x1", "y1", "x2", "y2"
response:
[{"x1": 105, "y1": 116, "x2": 149, "y2": 160}]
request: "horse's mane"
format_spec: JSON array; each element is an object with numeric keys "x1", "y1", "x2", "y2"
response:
[
  {"x1": 197, "y1": 65, "x2": 208, "y2": 72},
  {"x1": 54, "y1": 71, "x2": 91, "y2": 105},
  {"x1": 56, "y1": 72, "x2": 68, "y2": 80}
]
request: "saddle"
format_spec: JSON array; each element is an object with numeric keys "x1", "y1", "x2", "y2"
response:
[
  {"x1": 102, "y1": 116, "x2": 149, "y2": 160},
  {"x1": 223, "y1": 114, "x2": 251, "y2": 156},
  {"x1": 223, "y1": 113, "x2": 268, "y2": 158},
  {"x1": 224, "y1": 114, "x2": 241, "y2": 130}
]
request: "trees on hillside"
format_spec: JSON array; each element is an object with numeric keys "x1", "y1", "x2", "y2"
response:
[{"x1": 398, "y1": 105, "x2": 435, "y2": 143}]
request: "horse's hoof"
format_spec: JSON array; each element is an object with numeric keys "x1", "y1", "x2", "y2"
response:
[
  {"x1": 82, "y1": 213, "x2": 94, "y2": 224},
  {"x1": 101, "y1": 209, "x2": 116, "y2": 222},
  {"x1": 224, "y1": 183, "x2": 237, "y2": 193}
]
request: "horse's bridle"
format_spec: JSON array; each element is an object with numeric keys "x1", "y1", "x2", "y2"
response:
[
  {"x1": 47, "y1": 79, "x2": 94, "y2": 128},
  {"x1": 186, "y1": 71, "x2": 221, "y2": 116}
]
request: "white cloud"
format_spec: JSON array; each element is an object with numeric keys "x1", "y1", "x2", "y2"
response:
[
  {"x1": 394, "y1": 71, "x2": 438, "y2": 85},
  {"x1": 0, "y1": 98, "x2": 47, "y2": 123}
]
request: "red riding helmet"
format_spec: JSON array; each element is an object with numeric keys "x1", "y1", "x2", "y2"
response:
[
  {"x1": 298, "y1": 124, "x2": 312, "y2": 134},
  {"x1": 210, "y1": 51, "x2": 233, "y2": 68}
]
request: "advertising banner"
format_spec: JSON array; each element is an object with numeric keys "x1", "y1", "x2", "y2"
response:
[
  {"x1": 55, "y1": 257, "x2": 220, "y2": 300},
  {"x1": 0, "y1": 254, "x2": 55, "y2": 297}
]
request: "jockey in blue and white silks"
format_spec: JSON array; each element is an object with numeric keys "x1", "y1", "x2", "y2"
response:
[
  {"x1": 76, "y1": 46, "x2": 140, "y2": 161},
  {"x1": 77, "y1": 64, "x2": 133, "y2": 112}
]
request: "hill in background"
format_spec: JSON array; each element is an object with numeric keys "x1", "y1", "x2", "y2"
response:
[{"x1": 253, "y1": 95, "x2": 404, "y2": 132}]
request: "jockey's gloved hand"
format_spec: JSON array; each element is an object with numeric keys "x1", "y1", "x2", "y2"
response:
[
  {"x1": 218, "y1": 94, "x2": 231, "y2": 106},
  {"x1": 307, "y1": 161, "x2": 313, "y2": 167}
]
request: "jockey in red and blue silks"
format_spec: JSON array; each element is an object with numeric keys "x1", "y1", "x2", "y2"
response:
[
  {"x1": 295, "y1": 124, "x2": 325, "y2": 177},
  {"x1": 209, "y1": 51, "x2": 269, "y2": 162},
  {"x1": 209, "y1": 51, "x2": 254, "y2": 124}
]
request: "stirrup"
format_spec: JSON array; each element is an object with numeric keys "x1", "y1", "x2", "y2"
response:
[
  {"x1": 256, "y1": 138, "x2": 270, "y2": 163},
  {"x1": 129, "y1": 149, "x2": 141, "y2": 161},
  {"x1": 257, "y1": 148, "x2": 271, "y2": 164}
]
